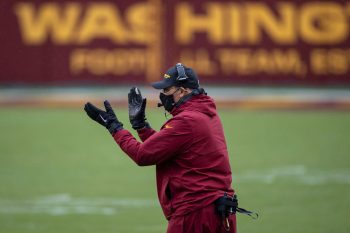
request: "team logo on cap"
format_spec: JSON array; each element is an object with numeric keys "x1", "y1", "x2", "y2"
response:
[{"x1": 164, "y1": 74, "x2": 171, "y2": 79}]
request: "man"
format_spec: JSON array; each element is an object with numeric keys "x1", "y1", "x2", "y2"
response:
[{"x1": 84, "y1": 63, "x2": 237, "y2": 233}]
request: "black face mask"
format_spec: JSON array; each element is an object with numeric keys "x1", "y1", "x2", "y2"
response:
[
  {"x1": 159, "y1": 92, "x2": 176, "y2": 112},
  {"x1": 158, "y1": 88, "x2": 182, "y2": 112},
  {"x1": 158, "y1": 88, "x2": 206, "y2": 113}
]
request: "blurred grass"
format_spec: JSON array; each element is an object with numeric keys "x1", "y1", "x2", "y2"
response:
[{"x1": 0, "y1": 107, "x2": 349, "y2": 233}]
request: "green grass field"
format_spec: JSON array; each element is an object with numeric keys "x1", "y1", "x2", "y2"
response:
[{"x1": 0, "y1": 107, "x2": 349, "y2": 233}]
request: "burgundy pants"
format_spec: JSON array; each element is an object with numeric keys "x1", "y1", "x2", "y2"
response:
[{"x1": 166, "y1": 204, "x2": 237, "y2": 233}]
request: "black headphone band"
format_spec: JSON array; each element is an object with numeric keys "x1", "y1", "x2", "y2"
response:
[{"x1": 176, "y1": 63, "x2": 188, "y2": 81}]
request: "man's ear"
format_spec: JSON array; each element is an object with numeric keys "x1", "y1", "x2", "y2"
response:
[
  {"x1": 179, "y1": 87, "x2": 186, "y2": 94},
  {"x1": 183, "y1": 87, "x2": 192, "y2": 95}
]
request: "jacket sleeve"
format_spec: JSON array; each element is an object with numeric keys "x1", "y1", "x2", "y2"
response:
[
  {"x1": 137, "y1": 127, "x2": 157, "y2": 142},
  {"x1": 113, "y1": 117, "x2": 192, "y2": 166}
]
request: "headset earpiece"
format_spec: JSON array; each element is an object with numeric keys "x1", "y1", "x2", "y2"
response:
[{"x1": 176, "y1": 63, "x2": 188, "y2": 81}]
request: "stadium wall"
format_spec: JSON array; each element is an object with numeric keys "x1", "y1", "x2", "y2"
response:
[{"x1": 1, "y1": 0, "x2": 350, "y2": 86}]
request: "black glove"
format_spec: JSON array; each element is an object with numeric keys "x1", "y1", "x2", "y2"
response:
[
  {"x1": 128, "y1": 87, "x2": 149, "y2": 130},
  {"x1": 84, "y1": 100, "x2": 123, "y2": 134}
]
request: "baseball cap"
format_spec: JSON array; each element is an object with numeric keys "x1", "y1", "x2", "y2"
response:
[{"x1": 151, "y1": 63, "x2": 200, "y2": 89}]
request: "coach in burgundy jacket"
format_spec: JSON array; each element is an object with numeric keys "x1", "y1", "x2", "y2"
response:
[
  {"x1": 114, "y1": 92, "x2": 234, "y2": 219},
  {"x1": 84, "y1": 63, "x2": 236, "y2": 233}
]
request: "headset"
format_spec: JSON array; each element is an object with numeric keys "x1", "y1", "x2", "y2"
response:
[{"x1": 176, "y1": 63, "x2": 188, "y2": 81}]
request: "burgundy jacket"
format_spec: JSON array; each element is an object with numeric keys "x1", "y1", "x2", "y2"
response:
[{"x1": 113, "y1": 94, "x2": 234, "y2": 219}]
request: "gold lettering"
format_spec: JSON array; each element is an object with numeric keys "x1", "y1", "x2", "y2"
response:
[
  {"x1": 311, "y1": 49, "x2": 349, "y2": 75},
  {"x1": 70, "y1": 49, "x2": 88, "y2": 74},
  {"x1": 217, "y1": 49, "x2": 305, "y2": 75},
  {"x1": 216, "y1": 49, "x2": 252, "y2": 75},
  {"x1": 126, "y1": 3, "x2": 155, "y2": 44},
  {"x1": 77, "y1": 3, "x2": 127, "y2": 44},
  {"x1": 273, "y1": 49, "x2": 306, "y2": 76},
  {"x1": 253, "y1": 50, "x2": 274, "y2": 73},
  {"x1": 328, "y1": 49, "x2": 348, "y2": 74},
  {"x1": 300, "y1": 3, "x2": 348, "y2": 44},
  {"x1": 14, "y1": 3, "x2": 80, "y2": 45},
  {"x1": 227, "y1": 4, "x2": 243, "y2": 43},
  {"x1": 310, "y1": 49, "x2": 327, "y2": 74},
  {"x1": 180, "y1": 49, "x2": 217, "y2": 75},
  {"x1": 245, "y1": 3, "x2": 296, "y2": 44},
  {"x1": 176, "y1": 2, "x2": 224, "y2": 44},
  {"x1": 70, "y1": 49, "x2": 146, "y2": 75}
]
